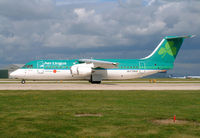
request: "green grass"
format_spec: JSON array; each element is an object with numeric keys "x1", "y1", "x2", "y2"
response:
[{"x1": 0, "y1": 90, "x2": 200, "y2": 137}]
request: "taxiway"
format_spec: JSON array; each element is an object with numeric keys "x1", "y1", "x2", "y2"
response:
[{"x1": 0, "y1": 83, "x2": 199, "y2": 90}]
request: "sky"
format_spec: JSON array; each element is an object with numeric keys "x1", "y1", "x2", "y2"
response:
[{"x1": 0, "y1": 0, "x2": 199, "y2": 76}]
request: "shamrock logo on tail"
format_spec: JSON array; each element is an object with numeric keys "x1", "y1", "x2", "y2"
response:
[{"x1": 158, "y1": 41, "x2": 177, "y2": 58}]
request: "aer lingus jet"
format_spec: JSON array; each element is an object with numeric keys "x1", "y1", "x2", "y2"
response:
[{"x1": 10, "y1": 35, "x2": 193, "y2": 84}]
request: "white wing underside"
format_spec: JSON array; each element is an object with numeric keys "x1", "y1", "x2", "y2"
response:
[{"x1": 79, "y1": 59, "x2": 118, "y2": 69}]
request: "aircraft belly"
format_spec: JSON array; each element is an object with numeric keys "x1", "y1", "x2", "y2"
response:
[{"x1": 93, "y1": 69, "x2": 160, "y2": 80}]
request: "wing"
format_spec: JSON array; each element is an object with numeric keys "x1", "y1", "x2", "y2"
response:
[{"x1": 79, "y1": 59, "x2": 118, "y2": 69}]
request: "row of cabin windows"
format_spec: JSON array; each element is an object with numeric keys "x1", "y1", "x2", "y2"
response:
[
  {"x1": 23, "y1": 65, "x2": 139, "y2": 69},
  {"x1": 44, "y1": 66, "x2": 139, "y2": 69},
  {"x1": 23, "y1": 65, "x2": 70, "y2": 69},
  {"x1": 23, "y1": 65, "x2": 158, "y2": 69},
  {"x1": 120, "y1": 66, "x2": 139, "y2": 69},
  {"x1": 120, "y1": 66, "x2": 160, "y2": 69},
  {"x1": 45, "y1": 66, "x2": 70, "y2": 69}
]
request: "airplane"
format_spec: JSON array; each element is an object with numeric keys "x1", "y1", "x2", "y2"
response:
[
  {"x1": 186, "y1": 76, "x2": 200, "y2": 79},
  {"x1": 10, "y1": 35, "x2": 194, "y2": 84}
]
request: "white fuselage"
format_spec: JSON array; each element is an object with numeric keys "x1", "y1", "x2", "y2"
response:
[{"x1": 10, "y1": 68, "x2": 162, "y2": 80}]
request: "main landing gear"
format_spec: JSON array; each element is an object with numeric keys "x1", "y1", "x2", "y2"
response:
[
  {"x1": 89, "y1": 75, "x2": 102, "y2": 84},
  {"x1": 21, "y1": 79, "x2": 26, "y2": 84}
]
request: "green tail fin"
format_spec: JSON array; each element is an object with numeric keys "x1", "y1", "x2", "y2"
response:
[{"x1": 143, "y1": 35, "x2": 193, "y2": 69}]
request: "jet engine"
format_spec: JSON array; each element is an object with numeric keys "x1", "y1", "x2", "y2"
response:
[{"x1": 70, "y1": 63, "x2": 93, "y2": 76}]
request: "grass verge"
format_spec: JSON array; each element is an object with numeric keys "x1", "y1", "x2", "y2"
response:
[{"x1": 0, "y1": 90, "x2": 200, "y2": 137}]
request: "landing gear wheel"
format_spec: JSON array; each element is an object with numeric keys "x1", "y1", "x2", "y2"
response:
[
  {"x1": 21, "y1": 79, "x2": 26, "y2": 84},
  {"x1": 91, "y1": 81, "x2": 101, "y2": 84}
]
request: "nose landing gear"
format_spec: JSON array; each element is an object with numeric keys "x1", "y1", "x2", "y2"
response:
[{"x1": 21, "y1": 79, "x2": 26, "y2": 84}]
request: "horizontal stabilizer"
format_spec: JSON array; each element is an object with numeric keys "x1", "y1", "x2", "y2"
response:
[{"x1": 165, "y1": 35, "x2": 195, "y2": 40}]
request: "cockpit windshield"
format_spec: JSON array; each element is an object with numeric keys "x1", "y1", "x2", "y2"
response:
[{"x1": 22, "y1": 64, "x2": 33, "y2": 68}]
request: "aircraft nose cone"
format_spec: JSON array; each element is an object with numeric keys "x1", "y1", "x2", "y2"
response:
[
  {"x1": 10, "y1": 69, "x2": 25, "y2": 79},
  {"x1": 10, "y1": 71, "x2": 16, "y2": 79}
]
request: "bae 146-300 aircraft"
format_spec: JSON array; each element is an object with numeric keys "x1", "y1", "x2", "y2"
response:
[{"x1": 10, "y1": 35, "x2": 193, "y2": 84}]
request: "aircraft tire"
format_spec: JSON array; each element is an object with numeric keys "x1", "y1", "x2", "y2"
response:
[
  {"x1": 91, "y1": 81, "x2": 101, "y2": 84},
  {"x1": 21, "y1": 79, "x2": 26, "y2": 84}
]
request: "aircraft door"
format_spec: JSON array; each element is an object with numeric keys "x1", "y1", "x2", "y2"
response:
[
  {"x1": 37, "y1": 61, "x2": 44, "y2": 74},
  {"x1": 24, "y1": 69, "x2": 27, "y2": 76},
  {"x1": 139, "y1": 62, "x2": 145, "y2": 73}
]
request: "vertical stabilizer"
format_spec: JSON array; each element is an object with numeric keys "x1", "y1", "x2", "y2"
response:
[{"x1": 143, "y1": 35, "x2": 193, "y2": 66}]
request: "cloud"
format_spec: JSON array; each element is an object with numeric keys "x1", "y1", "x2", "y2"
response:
[
  {"x1": 55, "y1": 0, "x2": 117, "y2": 5},
  {"x1": 74, "y1": 8, "x2": 96, "y2": 22},
  {"x1": 0, "y1": 0, "x2": 55, "y2": 20},
  {"x1": 145, "y1": 0, "x2": 156, "y2": 6},
  {"x1": 55, "y1": 0, "x2": 98, "y2": 5},
  {"x1": 124, "y1": 20, "x2": 166, "y2": 35},
  {"x1": 154, "y1": 1, "x2": 200, "y2": 35}
]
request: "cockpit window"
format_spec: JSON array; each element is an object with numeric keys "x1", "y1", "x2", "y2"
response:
[{"x1": 22, "y1": 64, "x2": 33, "y2": 68}]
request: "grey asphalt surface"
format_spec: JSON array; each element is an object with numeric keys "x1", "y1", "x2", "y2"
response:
[{"x1": 0, "y1": 83, "x2": 199, "y2": 90}]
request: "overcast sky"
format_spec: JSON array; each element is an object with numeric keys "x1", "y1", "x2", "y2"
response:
[{"x1": 0, "y1": 0, "x2": 199, "y2": 75}]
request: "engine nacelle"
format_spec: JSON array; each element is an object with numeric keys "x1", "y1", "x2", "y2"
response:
[{"x1": 70, "y1": 63, "x2": 93, "y2": 76}]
